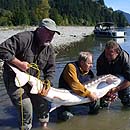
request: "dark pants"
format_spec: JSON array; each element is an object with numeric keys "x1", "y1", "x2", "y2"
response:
[
  {"x1": 57, "y1": 101, "x2": 99, "y2": 121},
  {"x1": 118, "y1": 87, "x2": 130, "y2": 106},
  {"x1": 3, "y1": 70, "x2": 49, "y2": 130}
]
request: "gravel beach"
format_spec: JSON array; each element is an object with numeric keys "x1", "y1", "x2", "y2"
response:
[
  {"x1": 52, "y1": 26, "x2": 94, "y2": 47},
  {"x1": 0, "y1": 26, "x2": 94, "y2": 47}
]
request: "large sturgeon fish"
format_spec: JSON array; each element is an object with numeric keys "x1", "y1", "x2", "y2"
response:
[{"x1": 8, "y1": 64, "x2": 124, "y2": 112}]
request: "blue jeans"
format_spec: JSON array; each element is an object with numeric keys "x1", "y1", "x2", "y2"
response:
[{"x1": 3, "y1": 71, "x2": 49, "y2": 130}]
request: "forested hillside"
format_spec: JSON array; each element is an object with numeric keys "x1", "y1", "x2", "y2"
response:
[{"x1": 0, "y1": 0, "x2": 128, "y2": 27}]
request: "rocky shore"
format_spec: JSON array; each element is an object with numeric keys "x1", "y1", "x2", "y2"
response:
[
  {"x1": 52, "y1": 26, "x2": 94, "y2": 47},
  {"x1": 0, "y1": 26, "x2": 94, "y2": 47}
]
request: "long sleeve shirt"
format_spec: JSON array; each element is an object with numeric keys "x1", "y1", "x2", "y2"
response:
[
  {"x1": 0, "y1": 31, "x2": 56, "y2": 82},
  {"x1": 59, "y1": 62, "x2": 94, "y2": 97}
]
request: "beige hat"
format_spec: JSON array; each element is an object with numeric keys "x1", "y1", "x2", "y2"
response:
[{"x1": 39, "y1": 18, "x2": 60, "y2": 35}]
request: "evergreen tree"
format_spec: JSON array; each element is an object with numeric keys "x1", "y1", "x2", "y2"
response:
[
  {"x1": 35, "y1": 0, "x2": 50, "y2": 23},
  {"x1": 0, "y1": 8, "x2": 13, "y2": 26},
  {"x1": 0, "y1": 0, "x2": 128, "y2": 26}
]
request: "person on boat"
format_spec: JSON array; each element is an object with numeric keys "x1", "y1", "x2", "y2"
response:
[
  {"x1": 96, "y1": 40, "x2": 130, "y2": 108},
  {"x1": 0, "y1": 18, "x2": 60, "y2": 130},
  {"x1": 57, "y1": 51, "x2": 100, "y2": 121}
]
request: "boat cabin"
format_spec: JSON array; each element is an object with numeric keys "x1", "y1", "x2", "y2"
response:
[{"x1": 94, "y1": 22, "x2": 126, "y2": 38}]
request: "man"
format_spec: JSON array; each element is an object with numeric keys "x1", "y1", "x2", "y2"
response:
[
  {"x1": 58, "y1": 51, "x2": 99, "y2": 121},
  {"x1": 0, "y1": 18, "x2": 60, "y2": 130},
  {"x1": 96, "y1": 40, "x2": 130, "y2": 108}
]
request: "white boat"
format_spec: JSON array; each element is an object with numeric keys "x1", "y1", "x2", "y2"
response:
[{"x1": 93, "y1": 22, "x2": 126, "y2": 38}]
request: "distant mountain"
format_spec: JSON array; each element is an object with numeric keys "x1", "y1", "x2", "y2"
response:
[{"x1": 117, "y1": 10, "x2": 130, "y2": 24}]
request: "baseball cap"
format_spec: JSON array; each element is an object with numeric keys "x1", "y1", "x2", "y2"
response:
[{"x1": 39, "y1": 18, "x2": 60, "y2": 35}]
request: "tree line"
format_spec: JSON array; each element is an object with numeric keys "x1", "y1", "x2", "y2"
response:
[{"x1": 0, "y1": 0, "x2": 128, "y2": 27}]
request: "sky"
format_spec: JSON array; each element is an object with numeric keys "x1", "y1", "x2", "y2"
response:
[{"x1": 104, "y1": 0, "x2": 130, "y2": 14}]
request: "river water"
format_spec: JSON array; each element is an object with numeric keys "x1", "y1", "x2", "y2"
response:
[{"x1": 0, "y1": 27, "x2": 130, "y2": 130}]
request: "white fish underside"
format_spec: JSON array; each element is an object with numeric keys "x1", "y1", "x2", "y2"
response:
[{"x1": 8, "y1": 64, "x2": 123, "y2": 112}]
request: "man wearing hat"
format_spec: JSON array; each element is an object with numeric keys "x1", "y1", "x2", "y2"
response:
[{"x1": 0, "y1": 18, "x2": 60, "y2": 130}]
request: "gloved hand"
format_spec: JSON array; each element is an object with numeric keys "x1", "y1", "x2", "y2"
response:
[{"x1": 38, "y1": 79, "x2": 51, "y2": 96}]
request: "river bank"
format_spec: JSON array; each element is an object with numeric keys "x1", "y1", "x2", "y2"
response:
[
  {"x1": 52, "y1": 26, "x2": 94, "y2": 47},
  {"x1": 0, "y1": 26, "x2": 94, "y2": 47}
]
